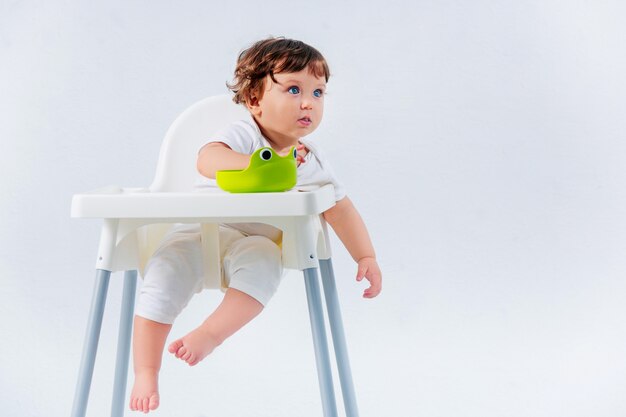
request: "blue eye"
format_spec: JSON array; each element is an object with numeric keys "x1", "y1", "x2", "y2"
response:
[
  {"x1": 288, "y1": 86, "x2": 300, "y2": 94},
  {"x1": 313, "y1": 89, "x2": 324, "y2": 98}
]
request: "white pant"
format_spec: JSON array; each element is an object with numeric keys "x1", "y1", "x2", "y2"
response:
[{"x1": 136, "y1": 224, "x2": 283, "y2": 324}]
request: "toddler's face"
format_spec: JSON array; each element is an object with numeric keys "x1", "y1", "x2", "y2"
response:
[{"x1": 251, "y1": 69, "x2": 326, "y2": 144}]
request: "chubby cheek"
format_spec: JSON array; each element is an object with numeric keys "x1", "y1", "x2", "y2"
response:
[
  {"x1": 278, "y1": 100, "x2": 297, "y2": 121},
  {"x1": 265, "y1": 107, "x2": 285, "y2": 128},
  {"x1": 314, "y1": 106, "x2": 324, "y2": 125}
]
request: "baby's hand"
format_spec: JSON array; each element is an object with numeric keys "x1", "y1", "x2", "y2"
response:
[
  {"x1": 295, "y1": 143, "x2": 308, "y2": 166},
  {"x1": 356, "y1": 257, "x2": 382, "y2": 298},
  {"x1": 278, "y1": 144, "x2": 307, "y2": 166}
]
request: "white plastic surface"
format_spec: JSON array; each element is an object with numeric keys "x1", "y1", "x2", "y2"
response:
[{"x1": 71, "y1": 186, "x2": 335, "y2": 219}]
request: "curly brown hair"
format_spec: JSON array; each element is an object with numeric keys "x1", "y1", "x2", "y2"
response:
[{"x1": 227, "y1": 37, "x2": 330, "y2": 105}]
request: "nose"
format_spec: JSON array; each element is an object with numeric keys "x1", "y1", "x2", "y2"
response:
[{"x1": 301, "y1": 98, "x2": 313, "y2": 110}]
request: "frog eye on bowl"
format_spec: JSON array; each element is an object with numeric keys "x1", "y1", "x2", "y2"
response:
[
  {"x1": 293, "y1": 148, "x2": 298, "y2": 159},
  {"x1": 260, "y1": 149, "x2": 272, "y2": 161}
]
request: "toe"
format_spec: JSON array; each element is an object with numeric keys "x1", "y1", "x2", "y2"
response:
[
  {"x1": 176, "y1": 346, "x2": 187, "y2": 358},
  {"x1": 149, "y1": 394, "x2": 159, "y2": 410},
  {"x1": 168, "y1": 339, "x2": 182, "y2": 354}
]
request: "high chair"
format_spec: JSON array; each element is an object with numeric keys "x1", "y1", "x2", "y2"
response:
[{"x1": 70, "y1": 95, "x2": 359, "y2": 417}]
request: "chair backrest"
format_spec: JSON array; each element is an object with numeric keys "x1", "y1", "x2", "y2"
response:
[{"x1": 149, "y1": 95, "x2": 249, "y2": 192}]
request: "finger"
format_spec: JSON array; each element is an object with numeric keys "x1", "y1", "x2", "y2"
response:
[
  {"x1": 356, "y1": 265, "x2": 367, "y2": 281},
  {"x1": 363, "y1": 287, "x2": 379, "y2": 298},
  {"x1": 364, "y1": 286, "x2": 381, "y2": 298},
  {"x1": 366, "y1": 280, "x2": 382, "y2": 298}
]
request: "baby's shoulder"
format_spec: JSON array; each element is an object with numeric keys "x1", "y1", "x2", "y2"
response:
[
  {"x1": 214, "y1": 117, "x2": 264, "y2": 153},
  {"x1": 221, "y1": 118, "x2": 257, "y2": 138}
]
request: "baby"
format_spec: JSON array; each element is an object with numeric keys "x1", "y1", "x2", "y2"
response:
[{"x1": 129, "y1": 37, "x2": 382, "y2": 413}]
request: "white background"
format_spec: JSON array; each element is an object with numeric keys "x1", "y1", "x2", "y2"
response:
[{"x1": 2, "y1": 1, "x2": 626, "y2": 416}]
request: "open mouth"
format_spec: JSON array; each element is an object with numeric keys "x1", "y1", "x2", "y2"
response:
[{"x1": 298, "y1": 117, "x2": 312, "y2": 126}]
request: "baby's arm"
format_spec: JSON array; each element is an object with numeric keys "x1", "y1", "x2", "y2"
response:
[
  {"x1": 197, "y1": 142, "x2": 308, "y2": 179},
  {"x1": 323, "y1": 197, "x2": 382, "y2": 298},
  {"x1": 197, "y1": 142, "x2": 251, "y2": 179}
]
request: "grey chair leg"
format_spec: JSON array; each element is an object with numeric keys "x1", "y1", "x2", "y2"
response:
[
  {"x1": 303, "y1": 268, "x2": 338, "y2": 417},
  {"x1": 71, "y1": 269, "x2": 111, "y2": 417},
  {"x1": 320, "y1": 259, "x2": 360, "y2": 417},
  {"x1": 111, "y1": 270, "x2": 138, "y2": 417}
]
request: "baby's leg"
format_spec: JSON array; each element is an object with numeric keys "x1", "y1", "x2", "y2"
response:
[
  {"x1": 129, "y1": 317, "x2": 171, "y2": 413},
  {"x1": 168, "y1": 287, "x2": 263, "y2": 365},
  {"x1": 130, "y1": 225, "x2": 205, "y2": 412},
  {"x1": 169, "y1": 235, "x2": 282, "y2": 366}
]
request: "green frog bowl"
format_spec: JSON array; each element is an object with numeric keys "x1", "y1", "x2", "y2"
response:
[{"x1": 216, "y1": 146, "x2": 297, "y2": 193}]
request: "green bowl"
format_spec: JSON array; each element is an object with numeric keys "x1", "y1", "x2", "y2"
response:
[{"x1": 216, "y1": 146, "x2": 297, "y2": 193}]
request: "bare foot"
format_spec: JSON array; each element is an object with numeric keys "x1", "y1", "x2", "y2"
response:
[
  {"x1": 167, "y1": 325, "x2": 222, "y2": 366},
  {"x1": 129, "y1": 368, "x2": 160, "y2": 413}
]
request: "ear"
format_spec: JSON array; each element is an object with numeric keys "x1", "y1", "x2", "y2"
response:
[
  {"x1": 245, "y1": 93, "x2": 262, "y2": 117},
  {"x1": 247, "y1": 98, "x2": 262, "y2": 117}
]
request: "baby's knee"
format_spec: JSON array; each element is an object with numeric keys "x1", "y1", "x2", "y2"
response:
[
  {"x1": 224, "y1": 236, "x2": 283, "y2": 306},
  {"x1": 137, "y1": 250, "x2": 203, "y2": 324},
  {"x1": 248, "y1": 235, "x2": 282, "y2": 272}
]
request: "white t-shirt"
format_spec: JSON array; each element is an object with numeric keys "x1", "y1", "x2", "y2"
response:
[{"x1": 194, "y1": 114, "x2": 346, "y2": 241}]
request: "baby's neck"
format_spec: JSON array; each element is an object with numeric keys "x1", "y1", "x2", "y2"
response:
[{"x1": 255, "y1": 121, "x2": 300, "y2": 153}]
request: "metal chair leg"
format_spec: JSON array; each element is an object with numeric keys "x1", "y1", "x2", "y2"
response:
[
  {"x1": 303, "y1": 268, "x2": 338, "y2": 417},
  {"x1": 71, "y1": 269, "x2": 111, "y2": 417},
  {"x1": 320, "y1": 259, "x2": 360, "y2": 417},
  {"x1": 110, "y1": 270, "x2": 138, "y2": 417}
]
